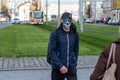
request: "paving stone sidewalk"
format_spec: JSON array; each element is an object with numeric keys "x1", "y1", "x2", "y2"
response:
[{"x1": 0, "y1": 56, "x2": 98, "y2": 71}]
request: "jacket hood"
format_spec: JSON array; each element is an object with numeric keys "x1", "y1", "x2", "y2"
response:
[{"x1": 59, "y1": 23, "x2": 77, "y2": 33}]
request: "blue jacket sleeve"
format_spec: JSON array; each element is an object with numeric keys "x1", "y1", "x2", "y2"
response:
[
  {"x1": 74, "y1": 32, "x2": 79, "y2": 61},
  {"x1": 49, "y1": 30, "x2": 63, "y2": 69}
]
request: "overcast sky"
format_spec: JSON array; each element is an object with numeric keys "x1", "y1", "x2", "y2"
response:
[{"x1": 42, "y1": 0, "x2": 79, "y2": 5}]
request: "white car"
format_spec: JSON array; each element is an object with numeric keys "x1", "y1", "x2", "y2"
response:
[
  {"x1": 85, "y1": 18, "x2": 94, "y2": 23},
  {"x1": 12, "y1": 18, "x2": 21, "y2": 24}
]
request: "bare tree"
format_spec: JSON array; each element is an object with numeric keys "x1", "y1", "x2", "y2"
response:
[{"x1": 1, "y1": 5, "x2": 8, "y2": 16}]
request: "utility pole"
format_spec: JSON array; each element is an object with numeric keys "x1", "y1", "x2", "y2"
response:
[
  {"x1": 30, "y1": 0, "x2": 32, "y2": 10},
  {"x1": 94, "y1": 0, "x2": 96, "y2": 21},
  {"x1": 46, "y1": 0, "x2": 48, "y2": 25},
  {"x1": 58, "y1": 0, "x2": 60, "y2": 27},
  {"x1": 106, "y1": 0, "x2": 108, "y2": 18},
  {"x1": 37, "y1": 0, "x2": 40, "y2": 10},
  {"x1": 23, "y1": 1, "x2": 25, "y2": 21},
  {"x1": 79, "y1": 0, "x2": 84, "y2": 32}
]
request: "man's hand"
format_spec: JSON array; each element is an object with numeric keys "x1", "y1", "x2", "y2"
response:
[{"x1": 60, "y1": 66, "x2": 68, "y2": 74}]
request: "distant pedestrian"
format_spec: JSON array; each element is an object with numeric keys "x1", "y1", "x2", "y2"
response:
[
  {"x1": 48, "y1": 12, "x2": 79, "y2": 80},
  {"x1": 90, "y1": 38, "x2": 120, "y2": 80}
]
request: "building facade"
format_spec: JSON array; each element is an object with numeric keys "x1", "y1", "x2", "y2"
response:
[
  {"x1": 44, "y1": 4, "x2": 79, "y2": 21},
  {"x1": 16, "y1": 1, "x2": 31, "y2": 21},
  {"x1": 102, "y1": 0, "x2": 120, "y2": 20},
  {"x1": 0, "y1": 0, "x2": 1, "y2": 13}
]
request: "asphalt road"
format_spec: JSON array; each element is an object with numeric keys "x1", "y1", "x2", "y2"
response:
[{"x1": 0, "y1": 22, "x2": 13, "y2": 29}]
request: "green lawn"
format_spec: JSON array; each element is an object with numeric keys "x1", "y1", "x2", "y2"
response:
[
  {"x1": 77, "y1": 24, "x2": 119, "y2": 55},
  {"x1": 0, "y1": 23, "x2": 119, "y2": 57}
]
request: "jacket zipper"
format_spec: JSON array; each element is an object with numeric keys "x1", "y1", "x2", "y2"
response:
[{"x1": 67, "y1": 33, "x2": 69, "y2": 67}]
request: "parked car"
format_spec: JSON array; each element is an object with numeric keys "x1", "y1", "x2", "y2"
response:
[
  {"x1": 108, "y1": 19, "x2": 113, "y2": 25},
  {"x1": 85, "y1": 18, "x2": 94, "y2": 23},
  {"x1": 104, "y1": 17, "x2": 111, "y2": 24},
  {"x1": 114, "y1": 20, "x2": 120, "y2": 25},
  {"x1": 12, "y1": 18, "x2": 21, "y2": 24},
  {"x1": 112, "y1": 19, "x2": 120, "y2": 25},
  {"x1": 111, "y1": 19, "x2": 116, "y2": 25}
]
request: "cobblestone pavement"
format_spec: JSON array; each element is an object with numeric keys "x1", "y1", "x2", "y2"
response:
[
  {"x1": 0, "y1": 56, "x2": 98, "y2": 80},
  {"x1": 0, "y1": 56, "x2": 98, "y2": 71}
]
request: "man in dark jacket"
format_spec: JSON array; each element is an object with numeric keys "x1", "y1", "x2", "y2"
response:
[
  {"x1": 90, "y1": 38, "x2": 120, "y2": 80},
  {"x1": 49, "y1": 12, "x2": 79, "y2": 80}
]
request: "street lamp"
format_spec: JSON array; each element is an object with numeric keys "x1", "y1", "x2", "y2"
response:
[
  {"x1": 106, "y1": 0, "x2": 108, "y2": 18},
  {"x1": 94, "y1": 0, "x2": 96, "y2": 21},
  {"x1": 79, "y1": 0, "x2": 84, "y2": 32},
  {"x1": 58, "y1": 0, "x2": 60, "y2": 27},
  {"x1": 46, "y1": 0, "x2": 48, "y2": 25}
]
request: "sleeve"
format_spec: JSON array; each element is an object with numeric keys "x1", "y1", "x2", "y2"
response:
[
  {"x1": 74, "y1": 32, "x2": 79, "y2": 61},
  {"x1": 49, "y1": 30, "x2": 63, "y2": 69},
  {"x1": 90, "y1": 45, "x2": 111, "y2": 80}
]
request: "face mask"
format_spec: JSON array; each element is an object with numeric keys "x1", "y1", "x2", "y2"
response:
[{"x1": 63, "y1": 23, "x2": 71, "y2": 29}]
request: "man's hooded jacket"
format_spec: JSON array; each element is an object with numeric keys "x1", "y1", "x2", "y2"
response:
[{"x1": 49, "y1": 23, "x2": 79, "y2": 69}]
